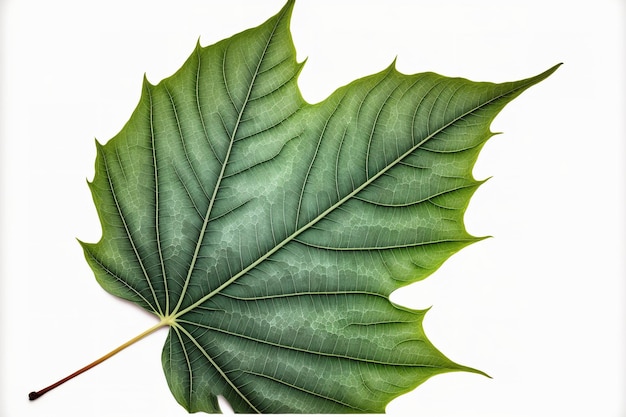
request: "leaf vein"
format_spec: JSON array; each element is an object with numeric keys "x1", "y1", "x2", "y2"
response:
[
  {"x1": 176, "y1": 324, "x2": 261, "y2": 413},
  {"x1": 146, "y1": 83, "x2": 169, "y2": 315},
  {"x1": 177, "y1": 318, "x2": 443, "y2": 368},
  {"x1": 99, "y1": 141, "x2": 163, "y2": 316},
  {"x1": 172, "y1": 9, "x2": 283, "y2": 315},
  {"x1": 240, "y1": 370, "x2": 368, "y2": 413}
]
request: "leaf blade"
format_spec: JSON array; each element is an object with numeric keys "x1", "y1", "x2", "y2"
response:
[{"x1": 82, "y1": 0, "x2": 558, "y2": 413}]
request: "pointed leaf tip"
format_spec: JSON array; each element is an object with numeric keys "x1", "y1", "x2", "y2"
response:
[
  {"x1": 527, "y1": 62, "x2": 562, "y2": 85},
  {"x1": 142, "y1": 72, "x2": 158, "y2": 90},
  {"x1": 283, "y1": 0, "x2": 296, "y2": 11}
]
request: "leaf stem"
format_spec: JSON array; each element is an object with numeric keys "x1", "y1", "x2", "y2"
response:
[{"x1": 29, "y1": 319, "x2": 169, "y2": 401}]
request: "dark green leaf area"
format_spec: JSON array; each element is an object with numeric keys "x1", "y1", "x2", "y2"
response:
[{"x1": 169, "y1": 294, "x2": 458, "y2": 414}]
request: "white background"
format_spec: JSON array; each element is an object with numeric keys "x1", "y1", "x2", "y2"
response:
[{"x1": 1, "y1": 0, "x2": 624, "y2": 416}]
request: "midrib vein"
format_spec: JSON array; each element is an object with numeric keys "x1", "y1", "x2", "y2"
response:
[
  {"x1": 171, "y1": 78, "x2": 536, "y2": 320},
  {"x1": 170, "y1": 15, "x2": 282, "y2": 316}
]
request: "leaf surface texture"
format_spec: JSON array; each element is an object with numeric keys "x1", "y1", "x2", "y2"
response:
[{"x1": 81, "y1": 1, "x2": 558, "y2": 413}]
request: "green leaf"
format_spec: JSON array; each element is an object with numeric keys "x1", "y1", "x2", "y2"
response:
[{"x1": 79, "y1": 0, "x2": 558, "y2": 413}]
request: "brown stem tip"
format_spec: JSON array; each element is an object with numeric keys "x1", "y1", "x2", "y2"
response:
[{"x1": 28, "y1": 320, "x2": 168, "y2": 403}]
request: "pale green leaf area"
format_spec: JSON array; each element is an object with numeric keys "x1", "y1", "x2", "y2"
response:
[{"x1": 78, "y1": 0, "x2": 558, "y2": 413}]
